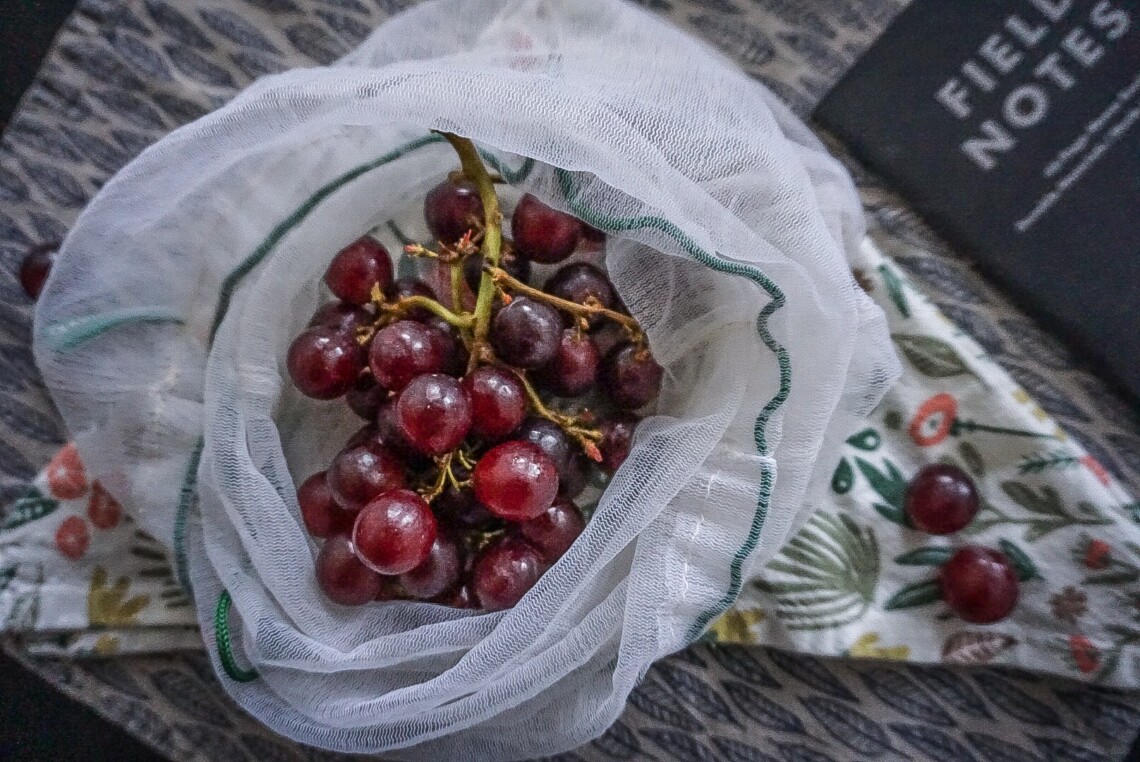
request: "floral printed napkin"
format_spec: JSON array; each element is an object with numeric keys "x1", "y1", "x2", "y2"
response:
[{"x1": 2, "y1": 239, "x2": 1138, "y2": 685}]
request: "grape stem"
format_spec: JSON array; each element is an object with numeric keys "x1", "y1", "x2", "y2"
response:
[
  {"x1": 381, "y1": 294, "x2": 473, "y2": 329},
  {"x1": 439, "y1": 132, "x2": 502, "y2": 371},
  {"x1": 512, "y1": 369, "x2": 604, "y2": 462},
  {"x1": 421, "y1": 451, "x2": 455, "y2": 502},
  {"x1": 488, "y1": 265, "x2": 643, "y2": 341}
]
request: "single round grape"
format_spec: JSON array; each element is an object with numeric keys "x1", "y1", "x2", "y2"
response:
[
  {"x1": 463, "y1": 366, "x2": 527, "y2": 438},
  {"x1": 462, "y1": 247, "x2": 532, "y2": 293},
  {"x1": 423, "y1": 316, "x2": 468, "y2": 377},
  {"x1": 346, "y1": 375, "x2": 385, "y2": 421},
  {"x1": 326, "y1": 440, "x2": 406, "y2": 513},
  {"x1": 511, "y1": 193, "x2": 581, "y2": 264},
  {"x1": 19, "y1": 242, "x2": 58, "y2": 299},
  {"x1": 369, "y1": 319, "x2": 446, "y2": 391},
  {"x1": 425, "y1": 179, "x2": 484, "y2": 245},
  {"x1": 599, "y1": 342, "x2": 663, "y2": 410},
  {"x1": 904, "y1": 464, "x2": 980, "y2": 534},
  {"x1": 395, "y1": 374, "x2": 472, "y2": 456},
  {"x1": 298, "y1": 471, "x2": 352, "y2": 538},
  {"x1": 325, "y1": 237, "x2": 393, "y2": 305},
  {"x1": 472, "y1": 535, "x2": 544, "y2": 611},
  {"x1": 543, "y1": 263, "x2": 616, "y2": 329},
  {"x1": 536, "y1": 330, "x2": 599, "y2": 397},
  {"x1": 400, "y1": 532, "x2": 462, "y2": 599},
  {"x1": 353, "y1": 489, "x2": 437, "y2": 575},
  {"x1": 309, "y1": 301, "x2": 373, "y2": 333},
  {"x1": 389, "y1": 277, "x2": 437, "y2": 321},
  {"x1": 373, "y1": 400, "x2": 430, "y2": 470},
  {"x1": 316, "y1": 534, "x2": 382, "y2": 606},
  {"x1": 473, "y1": 441, "x2": 559, "y2": 521},
  {"x1": 940, "y1": 546, "x2": 1019, "y2": 623},
  {"x1": 598, "y1": 414, "x2": 639, "y2": 474},
  {"x1": 287, "y1": 327, "x2": 363, "y2": 400},
  {"x1": 519, "y1": 498, "x2": 586, "y2": 562},
  {"x1": 490, "y1": 297, "x2": 562, "y2": 368},
  {"x1": 514, "y1": 417, "x2": 582, "y2": 497}
]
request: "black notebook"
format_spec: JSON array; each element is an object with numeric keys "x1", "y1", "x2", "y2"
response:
[{"x1": 815, "y1": 0, "x2": 1140, "y2": 403}]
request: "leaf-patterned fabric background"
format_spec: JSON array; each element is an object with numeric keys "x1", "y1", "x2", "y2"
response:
[{"x1": 2, "y1": 0, "x2": 1140, "y2": 759}]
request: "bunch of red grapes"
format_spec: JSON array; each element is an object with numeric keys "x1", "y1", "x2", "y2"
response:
[{"x1": 288, "y1": 155, "x2": 659, "y2": 612}]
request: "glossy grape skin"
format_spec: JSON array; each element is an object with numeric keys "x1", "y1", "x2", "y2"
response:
[
  {"x1": 490, "y1": 297, "x2": 562, "y2": 368},
  {"x1": 940, "y1": 546, "x2": 1019, "y2": 623},
  {"x1": 346, "y1": 375, "x2": 386, "y2": 421},
  {"x1": 598, "y1": 414, "x2": 638, "y2": 474},
  {"x1": 352, "y1": 489, "x2": 437, "y2": 575},
  {"x1": 425, "y1": 179, "x2": 484, "y2": 244},
  {"x1": 298, "y1": 472, "x2": 352, "y2": 538},
  {"x1": 395, "y1": 373, "x2": 472, "y2": 456},
  {"x1": 369, "y1": 320, "x2": 446, "y2": 391},
  {"x1": 325, "y1": 237, "x2": 393, "y2": 305},
  {"x1": 19, "y1": 242, "x2": 58, "y2": 299},
  {"x1": 287, "y1": 327, "x2": 363, "y2": 400},
  {"x1": 399, "y1": 532, "x2": 462, "y2": 599},
  {"x1": 309, "y1": 301, "x2": 373, "y2": 334},
  {"x1": 463, "y1": 247, "x2": 532, "y2": 293},
  {"x1": 463, "y1": 366, "x2": 527, "y2": 438},
  {"x1": 472, "y1": 535, "x2": 544, "y2": 611},
  {"x1": 514, "y1": 417, "x2": 585, "y2": 498},
  {"x1": 536, "y1": 330, "x2": 599, "y2": 397},
  {"x1": 599, "y1": 342, "x2": 663, "y2": 410},
  {"x1": 904, "y1": 464, "x2": 980, "y2": 534},
  {"x1": 326, "y1": 441, "x2": 406, "y2": 513},
  {"x1": 519, "y1": 498, "x2": 586, "y2": 562},
  {"x1": 316, "y1": 534, "x2": 382, "y2": 606},
  {"x1": 543, "y1": 263, "x2": 616, "y2": 329},
  {"x1": 511, "y1": 194, "x2": 581, "y2": 264},
  {"x1": 473, "y1": 441, "x2": 559, "y2": 521}
]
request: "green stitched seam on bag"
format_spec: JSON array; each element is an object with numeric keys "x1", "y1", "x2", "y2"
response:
[
  {"x1": 215, "y1": 589, "x2": 258, "y2": 682},
  {"x1": 41, "y1": 307, "x2": 185, "y2": 351},
  {"x1": 553, "y1": 169, "x2": 789, "y2": 642}
]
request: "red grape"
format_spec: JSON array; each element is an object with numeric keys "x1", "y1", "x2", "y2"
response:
[
  {"x1": 324, "y1": 237, "x2": 393, "y2": 305},
  {"x1": 326, "y1": 440, "x2": 406, "y2": 512},
  {"x1": 316, "y1": 534, "x2": 382, "y2": 606},
  {"x1": 599, "y1": 342, "x2": 663, "y2": 410},
  {"x1": 543, "y1": 263, "x2": 616, "y2": 329},
  {"x1": 904, "y1": 464, "x2": 980, "y2": 534},
  {"x1": 536, "y1": 329, "x2": 598, "y2": 396},
  {"x1": 519, "y1": 498, "x2": 586, "y2": 562},
  {"x1": 425, "y1": 179, "x2": 483, "y2": 245},
  {"x1": 399, "y1": 532, "x2": 461, "y2": 599},
  {"x1": 395, "y1": 373, "x2": 472, "y2": 456},
  {"x1": 557, "y1": 451, "x2": 589, "y2": 500},
  {"x1": 298, "y1": 471, "x2": 352, "y2": 538},
  {"x1": 353, "y1": 489, "x2": 437, "y2": 574},
  {"x1": 19, "y1": 242, "x2": 58, "y2": 299},
  {"x1": 463, "y1": 366, "x2": 527, "y2": 438},
  {"x1": 287, "y1": 327, "x2": 363, "y2": 399},
  {"x1": 598, "y1": 414, "x2": 639, "y2": 474},
  {"x1": 346, "y1": 375, "x2": 385, "y2": 421},
  {"x1": 940, "y1": 546, "x2": 1019, "y2": 623},
  {"x1": 490, "y1": 297, "x2": 562, "y2": 368},
  {"x1": 442, "y1": 583, "x2": 477, "y2": 609},
  {"x1": 369, "y1": 320, "x2": 446, "y2": 391},
  {"x1": 473, "y1": 441, "x2": 559, "y2": 521},
  {"x1": 309, "y1": 301, "x2": 373, "y2": 333},
  {"x1": 472, "y1": 535, "x2": 544, "y2": 611},
  {"x1": 511, "y1": 194, "x2": 581, "y2": 264}
]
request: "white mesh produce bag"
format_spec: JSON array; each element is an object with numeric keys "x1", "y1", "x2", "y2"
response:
[{"x1": 32, "y1": 0, "x2": 900, "y2": 757}]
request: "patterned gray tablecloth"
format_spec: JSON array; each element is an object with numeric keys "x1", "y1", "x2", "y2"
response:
[{"x1": 3, "y1": 0, "x2": 1140, "y2": 760}]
